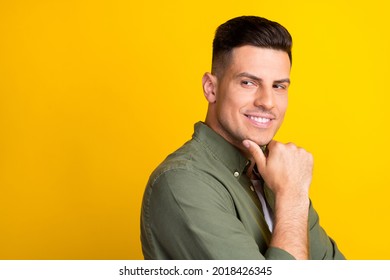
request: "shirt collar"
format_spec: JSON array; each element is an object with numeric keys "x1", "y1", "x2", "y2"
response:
[{"x1": 193, "y1": 122, "x2": 250, "y2": 178}]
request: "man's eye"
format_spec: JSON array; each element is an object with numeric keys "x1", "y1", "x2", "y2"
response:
[
  {"x1": 273, "y1": 84, "x2": 287, "y2": 89},
  {"x1": 241, "y1": 80, "x2": 255, "y2": 86}
]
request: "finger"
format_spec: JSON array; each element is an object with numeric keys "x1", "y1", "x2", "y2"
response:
[
  {"x1": 266, "y1": 139, "x2": 277, "y2": 150},
  {"x1": 242, "y1": 139, "x2": 266, "y2": 171}
]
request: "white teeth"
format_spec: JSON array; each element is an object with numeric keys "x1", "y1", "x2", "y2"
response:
[{"x1": 249, "y1": 116, "x2": 270, "y2": 123}]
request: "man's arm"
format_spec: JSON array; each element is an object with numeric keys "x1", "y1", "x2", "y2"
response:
[
  {"x1": 243, "y1": 139, "x2": 313, "y2": 260},
  {"x1": 142, "y1": 169, "x2": 295, "y2": 260},
  {"x1": 308, "y1": 201, "x2": 345, "y2": 259},
  {"x1": 141, "y1": 146, "x2": 344, "y2": 259}
]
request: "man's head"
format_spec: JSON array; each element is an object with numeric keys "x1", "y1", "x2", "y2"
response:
[
  {"x1": 203, "y1": 16, "x2": 292, "y2": 153},
  {"x1": 211, "y1": 16, "x2": 292, "y2": 79}
]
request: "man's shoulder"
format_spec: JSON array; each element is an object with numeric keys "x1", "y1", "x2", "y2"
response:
[
  {"x1": 148, "y1": 137, "x2": 214, "y2": 186},
  {"x1": 143, "y1": 136, "x2": 236, "y2": 210}
]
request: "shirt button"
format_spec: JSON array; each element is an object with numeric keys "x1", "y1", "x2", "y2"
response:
[
  {"x1": 250, "y1": 186, "x2": 255, "y2": 192},
  {"x1": 233, "y1": 171, "x2": 240, "y2": 177}
]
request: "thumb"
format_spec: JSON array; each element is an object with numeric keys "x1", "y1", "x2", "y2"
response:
[{"x1": 242, "y1": 139, "x2": 267, "y2": 171}]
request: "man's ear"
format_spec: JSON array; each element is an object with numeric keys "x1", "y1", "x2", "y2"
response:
[{"x1": 202, "y1": 72, "x2": 217, "y2": 103}]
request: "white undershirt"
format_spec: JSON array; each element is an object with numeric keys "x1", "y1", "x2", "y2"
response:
[{"x1": 251, "y1": 179, "x2": 274, "y2": 232}]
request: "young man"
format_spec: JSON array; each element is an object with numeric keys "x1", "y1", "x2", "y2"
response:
[{"x1": 141, "y1": 16, "x2": 345, "y2": 260}]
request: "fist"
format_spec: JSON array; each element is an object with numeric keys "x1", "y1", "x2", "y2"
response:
[{"x1": 243, "y1": 140, "x2": 313, "y2": 198}]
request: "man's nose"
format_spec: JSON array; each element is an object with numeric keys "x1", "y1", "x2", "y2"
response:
[{"x1": 254, "y1": 87, "x2": 275, "y2": 109}]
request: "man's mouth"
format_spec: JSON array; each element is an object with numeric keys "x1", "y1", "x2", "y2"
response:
[
  {"x1": 244, "y1": 113, "x2": 275, "y2": 128},
  {"x1": 247, "y1": 115, "x2": 271, "y2": 124}
]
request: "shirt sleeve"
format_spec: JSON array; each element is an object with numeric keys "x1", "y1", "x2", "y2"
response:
[
  {"x1": 308, "y1": 201, "x2": 346, "y2": 260},
  {"x1": 142, "y1": 169, "x2": 295, "y2": 260}
]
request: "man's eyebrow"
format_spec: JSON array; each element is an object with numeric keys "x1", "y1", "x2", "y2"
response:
[
  {"x1": 236, "y1": 72, "x2": 262, "y2": 82},
  {"x1": 274, "y1": 78, "x2": 291, "y2": 84},
  {"x1": 236, "y1": 72, "x2": 291, "y2": 84}
]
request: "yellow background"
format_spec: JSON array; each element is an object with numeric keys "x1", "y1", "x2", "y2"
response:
[{"x1": 1, "y1": 0, "x2": 389, "y2": 260}]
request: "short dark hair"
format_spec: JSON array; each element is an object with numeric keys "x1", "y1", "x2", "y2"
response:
[{"x1": 211, "y1": 16, "x2": 292, "y2": 77}]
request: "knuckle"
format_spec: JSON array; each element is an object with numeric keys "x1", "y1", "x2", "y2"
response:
[{"x1": 286, "y1": 142, "x2": 298, "y2": 150}]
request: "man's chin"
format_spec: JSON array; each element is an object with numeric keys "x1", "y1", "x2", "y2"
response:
[{"x1": 247, "y1": 137, "x2": 271, "y2": 147}]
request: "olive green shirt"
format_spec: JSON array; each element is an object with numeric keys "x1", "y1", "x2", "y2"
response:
[{"x1": 141, "y1": 122, "x2": 345, "y2": 260}]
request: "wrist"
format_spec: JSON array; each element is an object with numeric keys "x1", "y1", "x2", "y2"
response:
[
  {"x1": 273, "y1": 188, "x2": 309, "y2": 204},
  {"x1": 274, "y1": 192, "x2": 310, "y2": 214}
]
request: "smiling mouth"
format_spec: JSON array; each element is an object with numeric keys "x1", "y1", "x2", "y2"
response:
[{"x1": 245, "y1": 115, "x2": 272, "y2": 124}]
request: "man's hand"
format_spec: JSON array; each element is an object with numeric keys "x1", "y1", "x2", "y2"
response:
[
  {"x1": 243, "y1": 139, "x2": 313, "y2": 199},
  {"x1": 242, "y1": 139, "x2": 313, "y2": 260}
]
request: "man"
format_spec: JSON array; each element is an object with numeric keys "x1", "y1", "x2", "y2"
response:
[{"x1": 141, "y1": 16, "x2": 345, "y2": 260}]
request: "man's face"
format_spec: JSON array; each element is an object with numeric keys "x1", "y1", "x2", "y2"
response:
[{"x1": 205, "y1": 46, "x2": 291, "y2": 151}]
